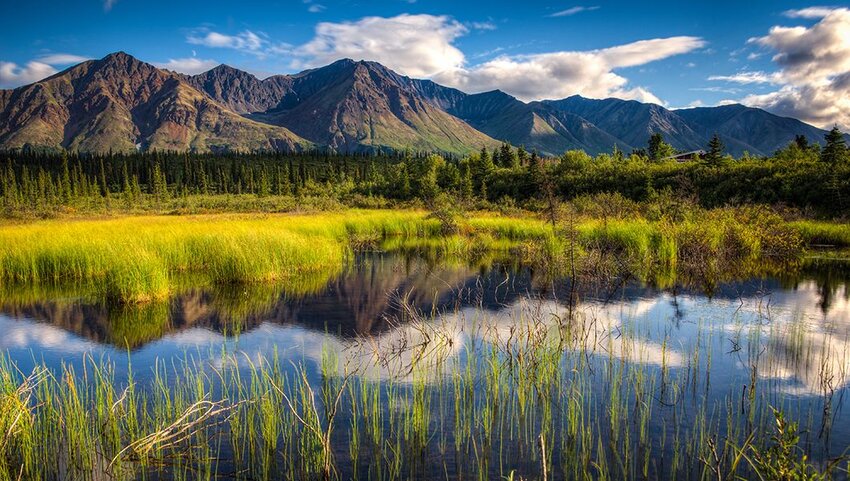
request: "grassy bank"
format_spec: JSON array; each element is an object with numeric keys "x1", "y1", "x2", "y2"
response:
[
  {"x1": 0, "y1": 208, "x2": 845, "y2": 303},
  {"x1": 0, "y1": 211, "x2": 436, "y2": 303}
]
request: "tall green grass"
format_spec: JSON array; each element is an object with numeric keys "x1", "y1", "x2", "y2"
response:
[
  {"x1": 790, "y1": 220, "x2": 850, "y2": 247},
  {"x1": 0, "y1": 211, "x2": 432, "y2": 303},
  {"x1": 0, "y1": 209, "x2": 815, "y2": 304}
]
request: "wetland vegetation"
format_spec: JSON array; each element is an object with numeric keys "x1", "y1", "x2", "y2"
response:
[{"x1": 0, "y1": 143, "x2": 849, "y2": 480}]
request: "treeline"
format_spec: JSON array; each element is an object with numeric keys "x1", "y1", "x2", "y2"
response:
[{"x1": 1, "y1": 128, "x2": 849, "y2": 217}]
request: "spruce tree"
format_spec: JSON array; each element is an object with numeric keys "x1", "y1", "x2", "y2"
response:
[
  {"x1": 480, "y1": 147, "x2": 494, "y2": 171},
  {"x1": 258, "y1": 170, "x2": 270, "y2": 197},
  {"x1": 821, "y1": 126, "x2": 847, "y2": 164},
  {"x1": 460, "y1": 162, "x2": 474, "y2": 201},
  {"x1": 612, "y1": 144, "x2": 624, "y2": 163},
  {"x1": 498, "y1": 142, "x2": 517, "y2": 168},
  {"x1": 528, "y1": 151, "x2": 544, "y2": 192},
  {"x1": 517, "y1": 146, "x2": 529, "y2": 166},
  {"x1": 399, "y1": 164, "x2": 411, "y2": 200},
  {"x1": 99, "y1": 159, "x2": 111, "y2": 209},
  {"x1": 648, "y1": 133, "x2": 674, "y2": 161},
  {"x1": 151, "y1": 163, "x2": 167, "y2": 206},
  {"x1": 704, "y1": 134, "x2": 725, "y2": 166},
  {"x1": 60, "y1": 153, "x2": 72, "y2": 203}
]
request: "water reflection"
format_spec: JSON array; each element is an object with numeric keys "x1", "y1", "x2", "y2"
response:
[{"x1": 1, "y1": 254, "x2": 848, "y2": 392}]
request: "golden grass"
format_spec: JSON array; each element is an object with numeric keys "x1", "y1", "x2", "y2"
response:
[
  {"x1": 0, "y1": 211, "x2": 436, "y2": 303},
  {"x1": 0, "y1": 208, "x2": 817, "y2": 304}
]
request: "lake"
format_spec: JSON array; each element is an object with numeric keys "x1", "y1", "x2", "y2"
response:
[{"x1": 2, "y1": 252, "x2": 849, "y2": 480}]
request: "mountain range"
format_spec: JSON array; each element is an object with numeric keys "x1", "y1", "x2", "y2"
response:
[{"x1": 0, "y1": 51, "x2": 842, "y2": 157}]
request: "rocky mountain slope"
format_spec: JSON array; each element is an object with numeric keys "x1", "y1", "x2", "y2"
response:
[
  {"x1": 675, "y1": 104, "x2": 833, "y2": 156},
  {"x1": 0, "y1": 51, "x2": 842, "y2": 157},
  {"x1": 0, "y1": 52, "x2": 311, "y2": 153}
]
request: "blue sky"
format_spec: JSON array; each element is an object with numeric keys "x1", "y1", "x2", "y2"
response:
[{"x1": 1, "y1": 1, "x2": 849, "y2": 128}]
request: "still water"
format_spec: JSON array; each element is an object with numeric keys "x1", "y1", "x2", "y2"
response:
[{"x1": 2, "y1": 253, "x2": 849, "y2": 479}]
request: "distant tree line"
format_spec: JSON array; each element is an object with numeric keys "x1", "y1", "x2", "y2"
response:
[{"x1": 1, "y1": 127, "x2": 848, "y2": 216}]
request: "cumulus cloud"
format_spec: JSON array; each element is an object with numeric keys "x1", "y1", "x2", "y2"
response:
[
  {"x1": 288, "y1": 14, "x2": 702, "y2": 103},
  {"x1": 547, "y1": 6, "x2": 600, "y2": 17},
  {"x1": 712, "y1": 7, "x2": 850, "y2": 128},
  {"x1": 0, "y1": 53, "x2": 91, "y2": 88},
  {"x1": 0, "y1": 61, "x2": 56, "y2": 88},
  {"x1": 155, "y1": 57, "x2": 219, "y2": 75},
  {"x1": 189, "y1": 30, "x2": 263, "y2": 51},
  {"x1": 293, "y1": 14, "x2": 468, "y2": 78},
  {"x1": 433, "y1": 36, "x2": 705, "y2": 103}
]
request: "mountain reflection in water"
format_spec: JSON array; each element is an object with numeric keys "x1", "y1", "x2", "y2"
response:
[{"x1": 0, "y1": 253, "x2": 848, "y2": 396}]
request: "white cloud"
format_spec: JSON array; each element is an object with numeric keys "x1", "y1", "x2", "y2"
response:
[
  {"x1": 690, "y1": 86, "x2": 742, "y2": 95},
  {"x1": 187, "y1": 29, "x2": 292, "y2": 58},
  {"x1": 433, "y1": 36, "x2": 705, "y2": 103},
  {"x1": 548, "y1": 6, "x2": 600, "y2": 17},
  {"x1": 308, "y1": 4, "x2": 325, "y2": 13},
  {"x1": 472, "y1": 47, "x2": 505, "y2": 59},
  {"x1": 103, "y1": 0, "x2": 117, "y2": 11},
  {"x1": 469, "y1": 21, "x2": 497, "y2": 31},
  {"x1": 713, "y1": 7, "x2": 850, "y2": 128},
  {"x1": 294, "y1": 14, "x2": 468, "y2": 78},
  {"x1": 189, "y1": 30, "x2": 263, "y2": 51},
  {"x1": 0, "y1": 53, "x2": 90, "y2": 88},
  {"x1": 37, "y1": 54, "x2": 90, "y2": 64},
  {"x1": 782, "y1": 6, "x2": 836, "y2": 18},
  {"x1": 596, "y1": 37, "x2": 705, "y2": 68},
  {"x1": 155, "y1": 57, "x2": 219, "y2": 75},
  {"x1": 708, "y1": 71, "x2": 782, "y2": 84},
  {"x1": 289, "y1": 14, "x2": 702, "y2": 104},
  {"x1": 0, "y1": 61, "x2": 56, "y2": 88}
]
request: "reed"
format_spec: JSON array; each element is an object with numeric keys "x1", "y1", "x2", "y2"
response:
[{"x1": 0, "y1": 295, "x2": 845, "y2": 481}]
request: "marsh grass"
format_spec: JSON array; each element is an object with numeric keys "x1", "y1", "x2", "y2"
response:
[
  {"x1": 0, "y1": 207, "x2": 818, "y2": 307},
  {"x1": 0, "y1": 212, "x2": 405, "y2": 303},
  {"x1": 790, "y1": 221, "x2": 850, "y2": 248}
]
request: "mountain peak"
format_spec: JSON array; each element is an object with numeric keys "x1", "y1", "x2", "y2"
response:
[
  {"x1": 477, "y1": 89, "x2": 517, "y2": 101},
  {"x1": 91, "y1": 51, "x2": 160, "y2": 78},
  {"x1": 321, "y1": 58, "x2": 395, "y2": 75},
  {"x1": 208, "y1": 63, "x2": 248, "y2": 75},
  {"x1": 200, "y1": 63, "x2": 261, "y2": 82},
  {"x1": 103, "y1": 50, "x2": 132, "y2": 59},
  {"x1": 99, "y1": 51, "x2": 140, "y2": 65}
]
